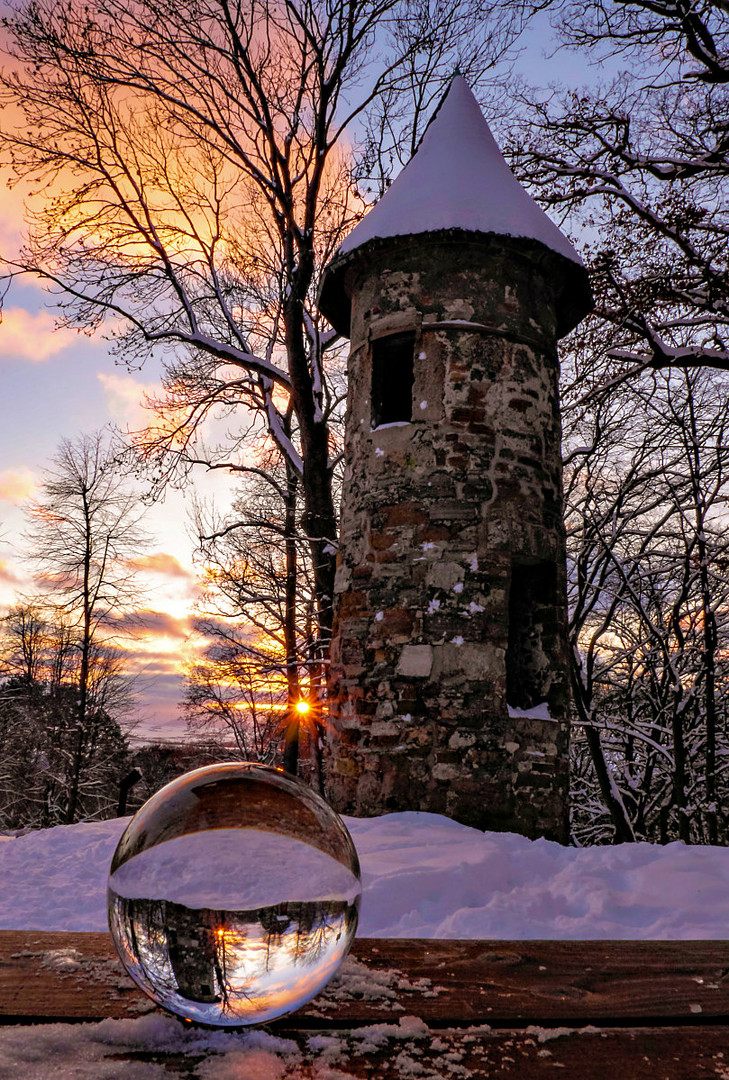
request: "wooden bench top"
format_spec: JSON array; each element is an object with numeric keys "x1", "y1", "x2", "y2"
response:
[{"x1": 2, "y1": 932, "x2": 729, "y2": 1077}]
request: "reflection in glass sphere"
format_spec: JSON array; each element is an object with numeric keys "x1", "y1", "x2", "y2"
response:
[{"x1": 107, "y1": 763, "x2": 361, "y2": 1027}]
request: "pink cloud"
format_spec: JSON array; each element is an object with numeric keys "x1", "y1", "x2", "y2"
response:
[
  {"x1": 112, "y1": 608, "x2": 192, "y2": 639},
  {"x1": 129, "y1": 552, "x2": 193, "y2": 579},
  {"x1": 0, "y1": 307, "x2": 80, "y2": 363}
]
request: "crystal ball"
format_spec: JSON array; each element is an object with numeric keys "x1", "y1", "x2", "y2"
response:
[{"x1": 107, "y1": 763, "x2": 361, "y2": 1027}]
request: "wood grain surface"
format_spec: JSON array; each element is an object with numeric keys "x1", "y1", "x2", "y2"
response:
[
  {"x1": 3, "y1": 934, "x2": 729, "y2": 1077},
  {"x1": 2, "y1": 932, "x2": 729, "y2": 1027}
]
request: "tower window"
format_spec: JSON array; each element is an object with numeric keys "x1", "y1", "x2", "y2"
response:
[
  {"x1": 371, "y1": 331, "x2": 415, "y2": 427},
  {"x1": 506, "y1": 560, "x2": 556, "y2": 710}
]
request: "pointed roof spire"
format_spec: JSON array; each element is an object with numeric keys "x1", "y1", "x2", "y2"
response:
[{"x1": 319, "y1": 77, "x2": 591, "y2": 336}]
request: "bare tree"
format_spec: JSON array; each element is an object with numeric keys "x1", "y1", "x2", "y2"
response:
[
  {"x1": 0, "y1": 0, "x2": 518, "y2": 676},
  {"x1": 563, "y1": 361, "x2": 729, "y2": 845},
  {"x1": 185, "y1": 458, "x2": 319, "y2": 773},
  {"x1": 23, "y1": 432, "x2": 148, "y2": 822},
  {"x1": 505, "y1": 0, "x2": 729, "y2": 378},
  {"x1": 0, "y1": 603, "x2": 133, "y2": 827}
]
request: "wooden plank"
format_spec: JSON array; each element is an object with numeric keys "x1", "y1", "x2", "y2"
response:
[
  {"x1": 335, "y1": 938, "x2": 729, "y2": 1027},
  {"x1": 2, "y1": 932, "x2": 729, "y2": 1027},
  {"x1": 0, "y1": 931, "x2": 143, "y2": 1023}
]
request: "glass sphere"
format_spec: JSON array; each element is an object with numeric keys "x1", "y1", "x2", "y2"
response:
[{"x1": 108, "y1": 763, "x2": 361, "y2": 1027}]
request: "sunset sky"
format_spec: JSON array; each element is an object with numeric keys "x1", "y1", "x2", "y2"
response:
[
  {"x1": 0, "y1": 270, "x2": 225, "y2": 741},
  {"x1": 0, "y1": 14, "x2": 601, "y2": 743}
]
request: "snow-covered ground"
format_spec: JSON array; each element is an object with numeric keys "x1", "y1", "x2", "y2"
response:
[
  {"x1": 3, "y1": 812, "x2": 729, "y2": 1079},
  {"x1": 3, "y1": 810, "x2": 729, "y2": 938}
]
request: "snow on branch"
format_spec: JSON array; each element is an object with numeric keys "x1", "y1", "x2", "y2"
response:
[
  {"x1": 609, "y1": 345, "x2": 729, "y2": 372},
  {"x1": 302, "y1": 307, "x2": 325, "y2": 424},
  {"x1": 149, "y1": 328, "x2": 291, "y2": 388},
  {"x1": 259, "y1": 376, "x2": 303, "y2": 476}
]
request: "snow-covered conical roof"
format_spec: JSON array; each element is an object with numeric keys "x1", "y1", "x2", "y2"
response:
[{"x1": 319, "y1": 76, "x2": 591, "y2": 337}]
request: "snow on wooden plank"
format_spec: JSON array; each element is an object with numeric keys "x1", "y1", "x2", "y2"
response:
[{"x1": 3, "y1": 1022, "x2": 729, "y2": 1079}]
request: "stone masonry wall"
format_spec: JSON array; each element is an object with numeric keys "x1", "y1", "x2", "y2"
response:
[{"x1": 326, "y1": 233, "x2": 572, "y2": 841}]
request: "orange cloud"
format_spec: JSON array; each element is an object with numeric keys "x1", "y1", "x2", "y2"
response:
[
  {"x1": 0, "y1": 558, "x2": 21, "y2": 584},
  {"x1": 0, "y1": 466, "x2": 37, "y2": 503},
  {"x1": 113, "y1": 608, "x2": 193, "y2": 640},
  {"x1": 0, "y1": 306, "x2": 80, "y2": 362},
  {"x1": 118, "y1": 647, "x2": 187, "y2": 674},
  {"x1": 129, "y1": 552, "x2": 193, "y2": 579}
]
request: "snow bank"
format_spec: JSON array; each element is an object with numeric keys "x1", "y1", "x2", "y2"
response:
[
  {"x1": 3, "y1": 814, "x2": 729, "y2": 1077},
  {"x1": 2, "y1": 811, "x2": 729, "y2": 939}
]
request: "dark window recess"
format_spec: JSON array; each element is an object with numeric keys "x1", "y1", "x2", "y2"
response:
[
  {"x1": 371, "y1": 331, "x2": 415, "y2": 427},
  {"x1": 506, "y1": 560, "x2": 556, "y2": 710}
]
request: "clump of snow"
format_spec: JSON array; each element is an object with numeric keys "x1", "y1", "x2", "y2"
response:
[
  {"x1": 3, "y1": 812, "x2": 729, "y2": 940},
  {"x1": 348, "y1": 1015, "x2": 430, "y2": 1052},
  {"x1": 525, "y1": 1025, "x2": 573, "y2": 1044},
  {"x1": 507, "y1": 702, "x2": 555, "y2": 722},
  {"x1": 0, "y1": 1013, "x2": 300, "y2": 1080},
  {"x1": 309, "y1": 957, "x2": 443, "y2": 1016}
]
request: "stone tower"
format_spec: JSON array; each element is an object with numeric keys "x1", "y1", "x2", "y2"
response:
[{"x1": 318, "y1": 78, "x2": 592, "y2": 842}]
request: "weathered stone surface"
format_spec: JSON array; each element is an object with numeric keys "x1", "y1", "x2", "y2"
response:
[
  {"x1": 396, "y1": 644, "x2": 434, "y2": 679},
  {"x1": 324, "y1": 234, "x2": 585, "y2": 843}
]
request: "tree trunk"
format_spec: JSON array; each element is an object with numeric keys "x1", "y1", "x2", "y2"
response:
[
  {"x1": 670, "y1": 693, "x2": 690, "y2": 844},
  {"x1": 570, "y1": 646, "x2": 636, "y2": 843},
  {"x1": 282, "y1": 466, "x2": 302, "y2": 775},
  {"x1": 584, "y1": 724, "x2": 636, "y2": 844},
  {"x1": 686, "y1": 386, "x2": 719, "y2": 844},
  {"x1": 284, "y1": 265, "x2": 338, "y2": 660},
  {"x1": 64, "y1": 491, "x2": 93, "y2": 824}
]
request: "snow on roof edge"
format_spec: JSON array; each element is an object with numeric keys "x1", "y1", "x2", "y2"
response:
[
  {"x1": 334, "y1": 76, "x2": 584, "y2": 268},
  {"x1": 318, "y1": 227, "x2": 592, "y2": 339}
]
